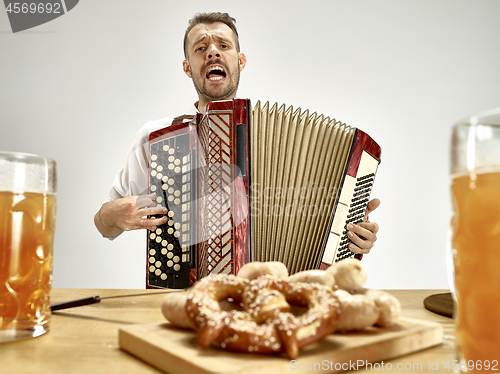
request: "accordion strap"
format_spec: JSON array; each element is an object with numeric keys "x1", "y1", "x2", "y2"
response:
[{"x1": 172, "y1": 114, "x2": 194, "y2": 125}]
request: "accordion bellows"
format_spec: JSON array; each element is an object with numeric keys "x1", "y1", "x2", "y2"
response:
[
  {"x1": 147, "y1": 99, "x2": 381, "y2": 289},
  {"x1": 250, "y1": 101, "x2": 356, "y2": 273}
]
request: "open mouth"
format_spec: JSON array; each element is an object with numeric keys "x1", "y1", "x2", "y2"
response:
[{"x1": 206, "y1": 65, "x2": 227, "y2": 81}]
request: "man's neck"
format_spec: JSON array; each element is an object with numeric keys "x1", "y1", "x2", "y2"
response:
[{"x1": 197, "y1": 99, "x2": 208, "y2": 113}]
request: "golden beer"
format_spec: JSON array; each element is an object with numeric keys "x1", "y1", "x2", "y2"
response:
[
  {"x1": 0, "y1": 191, "x2": 56, "y2": 339},
  {"x1": 451, "y1": 171, "x2": 500, "y2": 372}
]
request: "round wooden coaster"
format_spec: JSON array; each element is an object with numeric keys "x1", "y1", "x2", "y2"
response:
[{"x1": 423, "y1": 292, "x2": 454, "y2": 318}]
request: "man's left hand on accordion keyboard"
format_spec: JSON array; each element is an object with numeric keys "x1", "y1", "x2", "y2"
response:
[
  {"x1": 346, "y1": 198, "x2": 380, "y2": 255},
  {"x1": 95, "y1": 193, "x2": 168, "y2": 238}
]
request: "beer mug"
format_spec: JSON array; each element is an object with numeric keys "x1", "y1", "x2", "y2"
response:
[
  {"x1": 450, "y1": 109, "x2": 500, "y2": 372},
  {"x1": 0, "y1": 152, "x2": 57, "y2": 341}
]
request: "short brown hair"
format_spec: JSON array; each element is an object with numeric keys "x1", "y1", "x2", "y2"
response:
[{"x1": 183, "y1": 12, "x2": 240, "y2": 57}]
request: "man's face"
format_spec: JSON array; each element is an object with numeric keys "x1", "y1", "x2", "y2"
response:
[{"x1": 183, "y1": 22, "x2": 246, "y2": 110}]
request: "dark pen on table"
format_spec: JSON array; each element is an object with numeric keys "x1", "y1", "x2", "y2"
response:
[{"x1": 50, "y1": 290, "x2": 186, "y2": 311}]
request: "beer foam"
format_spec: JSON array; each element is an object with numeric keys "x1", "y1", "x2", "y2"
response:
[
  {"x1": 0, "y1": 154, "x2": 57, "y2": 194},
  {"x1": 451, "y1": 166, "x2": 500, "y2": 180}
]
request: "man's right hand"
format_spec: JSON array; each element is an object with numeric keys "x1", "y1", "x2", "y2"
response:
[{"x1": 94, "y1": 193, "x2": 168, "y2": 238}]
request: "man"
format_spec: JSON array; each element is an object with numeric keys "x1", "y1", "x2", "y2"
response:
[{"x1": 94, "y1": 12, "x2": 380, "y2": 255}]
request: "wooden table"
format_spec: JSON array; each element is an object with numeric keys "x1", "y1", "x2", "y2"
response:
[{"x1": 0, "y1": 289, "x2": 455, "y2": 374}]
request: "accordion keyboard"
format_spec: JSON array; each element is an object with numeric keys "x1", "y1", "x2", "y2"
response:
[
  {"x1": 322, "y1": 150, "x2": 379, "y2": 265},
  {"x1": 147, "y1": 132, "x2": 193, "y2": 289},
  {"x1": 335, "y1": 172, "x2": 375, "y2": 261}
]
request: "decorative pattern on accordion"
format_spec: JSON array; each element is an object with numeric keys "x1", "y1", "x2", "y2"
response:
[
  {"x1": 147, "y1": 127, "x2": 194, "y2": 289},
  {"x1": 197, "y1": 110, "x2": 237, "y2": 279}
]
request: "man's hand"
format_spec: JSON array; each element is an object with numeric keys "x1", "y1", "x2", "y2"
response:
[
  {"x1": 94, "y1": 193, "x2": 168, "y2": 238},
  {"x1": 346, "y1": 198, "x2": 380, "y2": 255}
]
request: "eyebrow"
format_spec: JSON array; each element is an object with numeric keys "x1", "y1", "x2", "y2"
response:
[{"x1": 192, "y1": 34, "x2": 233, "y2": 48}]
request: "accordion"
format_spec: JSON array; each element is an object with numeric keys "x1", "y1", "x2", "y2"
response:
[{"x1": 146, "y1": 99, "x2": 381, "y2": 289}]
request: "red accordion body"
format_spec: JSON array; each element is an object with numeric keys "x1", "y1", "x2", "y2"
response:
[{"x1": 146, "y1": 99, "x2": 381, "y2": 289}]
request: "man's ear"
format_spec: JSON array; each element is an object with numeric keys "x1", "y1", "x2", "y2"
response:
[
  {"x1": 238, "y1": 53, "x2": 247, "y2": 72},
  {"x1": 183, "y1": 60, "x2": 192, "y2": 78}
]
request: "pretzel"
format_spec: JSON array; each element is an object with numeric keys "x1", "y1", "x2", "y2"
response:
[
  {"x1": 244, "y1": 275, "x2": 341, "y2": 359},
  {"x1": 185, "y1": 274, "x2": 341, "y2": 359},
  {"x1": 186, "y1": 274, "x2": 249, "y2": 348}
]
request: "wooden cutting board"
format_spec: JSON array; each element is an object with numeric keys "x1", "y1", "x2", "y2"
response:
[{"x1": 119, "y1": 317, "x2": 443, "y2": 374}]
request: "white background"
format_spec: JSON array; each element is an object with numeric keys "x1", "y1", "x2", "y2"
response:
[{"x1": 1, "y1": 0, "x2": 499, "y2": 290}]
